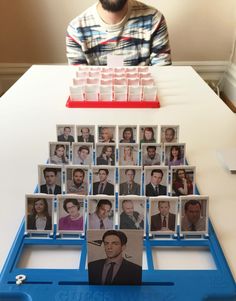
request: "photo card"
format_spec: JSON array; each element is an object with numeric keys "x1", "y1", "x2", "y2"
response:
[
  {"x1": 160, "y1": 125, "x2": 179, "y2": 144},
  {"x1": 76, "y1": 125, "x2": 95, "y2": 146},
  {"x1": 118, "y1": 166, "x2": 142, "y2": 196},
  {"x1": 65, "y1": 165, "x2": 89, "y2": 195},
  {"x1": 144, "y1": 166, "x2": 168, "y2": 197},
  {"x1": 87, "y1": 229, "x2": 143, "y2": 285},
  {"x1": 98, "y1": 125, "x2": 116, "y2": 143},
  {"x1": 180, "y1": 195, "x2": 209, "y2": 235},
  {"x1": 25, "y1": 193, "x2": 54, "y2": 233},
  {"x1": 171, "y1": 166, "x2": 196, "y2": 196},
  {"x1": 56, "y1": 124, "x2": 75, "y2": 144},
  {"x1": 164, "y1": 143, "x2": 186, "y2": 168},
  {"x1": 96, "y1": 143, "x2": 116, "y2": 166},
  {"x1": 139, "y1": 125, "x2": 158, "y2": 146},
  {"x1": 57, "y1": 194, "x2": 85, "y2": 234},
  {"x1": 149, "y1": 196, "x2": 178, "y2": 234},
  {"x1": 38, "y1": 164, "x2": 62, "y2": 195},
  {"x1": 141, "y1": 143, "x2": 163, "y2": 167},
  {"x1": 87, "y1": 196, "x2": 115, "y2": 230},
  {"x1": 72, "y1": 142, "x2": 93, "y2": 165},
  {"x1": 92, "y1": 166, "x2": 115, "y2": 196},
  {"x1": 118, "y1": 196, "x2": 146, "y2": 232},
  {"x1": 118, "y1": 125, "x2": 137, "y2": 143},
  {"x1": 118, "y1": 143, "x2": 139, "y2": 166},
  {"x1": 49, "y1": 142, "x2": 70, "y2": 165}
]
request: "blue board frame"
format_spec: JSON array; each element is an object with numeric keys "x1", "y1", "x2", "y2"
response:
[
  {"x1": 0, "y1": 154, "x2": 236, "y2": 301},
  {"x1": 0, "y1": 217, "x2": 236, "y2": 301}
]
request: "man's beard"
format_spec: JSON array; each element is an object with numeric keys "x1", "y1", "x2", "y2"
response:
[{"x1": 99, "y1": 0, "x2": 128, "y2": 12}]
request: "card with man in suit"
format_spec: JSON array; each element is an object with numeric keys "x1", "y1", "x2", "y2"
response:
[{"x1": 87, "y1": 229, "x2": 143, "y2": 285}]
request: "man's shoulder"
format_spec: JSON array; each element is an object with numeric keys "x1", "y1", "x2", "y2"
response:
[
  {"x1": 130, "y1": 0, "x2": 159, "y2": 14},
  {"x1": 122, "y1": 258, "x2": 141, "y2": 271},
  {"x1": 69, "y1": 4, "x2": 97, "y2": 27},
  {"x1": 88, "y1": 258, "x2": 105, "y2": 269}
]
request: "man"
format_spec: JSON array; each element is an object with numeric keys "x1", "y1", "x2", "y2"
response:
[
  {"x1": 93, "y1": 169, "x2": 114, "y2": 195},
  {"x1": 120, "y1": 199, "x2": 144, "y2": 229},
  {"x1": 151, "y1": 200, "x2": 176, "y2": 231},
  {"x1": 142, "y1": 145, "x2": 161, "y2": 166},
  {"x1": 119, "y1": 169, "x2": 140, "y2": 195},
  {"x1": 145, "y1": 169, "x2": 167, "y2": 197},
  {"x1": 89, "y1": 199, "x2": 113, "y2": 229},
  {"x1": 74, "y1": 145, "x2": 91, "y2": 165},
  {"x1": 77, "y1": 127, "x2": 94, "y2": 143},
  {"x1": 88, "y1": 230, "x2": 142, "y2": 285},
  {"x1": 164, "y1": 127, "x2": 176, "y2": 143},
  {"x1": 66, "y1": 168, "x2": 88, "y2": 195},
  {"x1": 181, "y1": 200, "x2": 206, "y2": 232},
  {"x1": 66, "y1": 0, "x2": 171, "y2": 66},
  {"x1": 40, "y1": 167, "x2": 61, "y2": 195},
  {"x1": 58, "y1": 126, "x2": 74, "y2": 143}
]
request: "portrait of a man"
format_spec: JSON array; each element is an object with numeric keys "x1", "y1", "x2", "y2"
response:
[
  {"x1": 181, "y1": 197, "x2": 208, "y2": 233},
  {"x1": 88, "y1": 198, "x2": 114, "y2": 230},
  {"x1": 39, "y1": 166, "x2": 62, "y2": 195},
  {"x1": 150, "y1": 198, "x2": 177, "y2": 232},
  {"x1": 57, "y1": 125, "x2": 75, "y2": 143},
  {"x1": 145, "y1": 168, "x2": 167, "y2": 197},
  {"x1": 93, "y1": 168, "x2": 115, "y2": 195},
  {"x1": 119, "y1": 168, "x2": 141, "y2": 196},
  {"x1": 119, "y1": 198, "x2": 145, "y2": 230},
  {"x1": 87, "y1": 230, "x2": 143, "y2": 285}
]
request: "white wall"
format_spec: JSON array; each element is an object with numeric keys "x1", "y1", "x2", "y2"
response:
[{"x1": 0, "y1": 0, "x2": 235, "y2": 63}]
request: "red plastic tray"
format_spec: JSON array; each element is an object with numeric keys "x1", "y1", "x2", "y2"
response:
[{"x1": 66, "y1": 97, "x2": 160, "y2": 109}]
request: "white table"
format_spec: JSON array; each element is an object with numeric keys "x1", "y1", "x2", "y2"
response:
[{"x1": 0, "y1": 65, "x2": 235, "y2": 280}]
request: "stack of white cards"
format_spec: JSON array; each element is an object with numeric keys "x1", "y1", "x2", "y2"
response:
[{"x1": 69, "y1": 66, "x2": 158, "y2": 102}]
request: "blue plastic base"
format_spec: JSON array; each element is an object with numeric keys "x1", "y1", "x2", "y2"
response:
[{"x1": 0, "y1": 218, "x2": 236, "y2": 301}]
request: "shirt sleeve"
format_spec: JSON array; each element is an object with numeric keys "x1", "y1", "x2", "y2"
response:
[
  {"x1": 149, "y1": 12, "x2": 172, "y2": 66},
  {"x1": 66, "y1": 23, "x2": 88, "y2": 65}
]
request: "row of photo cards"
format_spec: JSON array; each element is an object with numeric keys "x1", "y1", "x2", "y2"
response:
[
  {"x1": 37, "y1": 165, "x2": 196, "y2": 197},
  {"x1": 56, "y1": 124, "x2": 180, "y2": 145},
  {"x1": 48, "y1": 141, "x2": 186, "y2": 168},
  {"x1": 25, "y1": 194, "x2": 209, "y2": 235}
]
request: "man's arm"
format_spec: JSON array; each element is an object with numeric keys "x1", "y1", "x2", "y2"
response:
[
  {"x1": 66, "y1": 24, "x2": 88, "y2": 65},
  {"x1": 150, "y1": 13, "x2": 171, "y2": 66}
]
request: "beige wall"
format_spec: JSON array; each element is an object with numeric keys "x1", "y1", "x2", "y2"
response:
[{"x1": 0, "y1": 0, "x2": 235, "y2": 64}]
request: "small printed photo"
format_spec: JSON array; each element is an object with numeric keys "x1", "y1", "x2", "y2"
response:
[
  {"x1": 118, "y1": 126, "x2": 137, "y2": 143},
  {"x1": 72, "y1": 142, "x2": 93, "y2": 165},
  {"x1": 98, "y1": 126, "x2": 116, "y2": 143},
  {"x1": 160, "y1": 125, "x2": 179, "y2": 144},
  {"x1": 38, "y1": 165, "x2": 62, "y2": 195},
  {"x1": 87, "y1": 229, "x2": 143, "y2": 285},
  {"x1": 87, "y1": 196, "x2": 115, "y2": 230},
  {"x1": 76, "y1": 125, "x2": 95, "y2": 145},
  {"x1": 57, "y1": 194, "x2": 85, "y2": 233},
  {"x1": 57, "y1": 124, "x2": 75, "y2": 144},
  {"x1": 49, "y1": 142, "x2": 70, "y2": 165},
  {"x1": 92, "y1": 166, "x2": 115, "y2": 195},
  {"x1": 65, "y1": 166, "x2": 89, "y2": 195},
  {"x1": 141, "y1": 143, "x2": 162, "y2": 167},
  {"x1": 180, "y1": 195, "x2": 209, "y2": 234},
  {"x1": 149, "y1": 196, "x2": 178, "y2": 233},
  {"x1": 96, "y1": 143, "x2": 116, "y2": 166},
  {"x1": 164, "y1": 143, "x2": 185, "y2": 168},
  {"x1": 119, "y1": 167, "x2": 142, "y2": 196},
  {"x1": 139, "y1": 126, "x2": 158, "y2": 146},
  {"x1": 118, "y1": 143, "x2": 139, "y2": 166},
  {"x1": 171, "y1": 166, "x2": 196, "y2": 196},
  {"x1": 118, "y1": 196, "x2": 146, "y2": 231},
  {"x1": 144, "y1": 166, "x2": 168, "y2": 197},
  {"x1": 25, "y1": 194, "x2": 54, "y2": 233}
]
